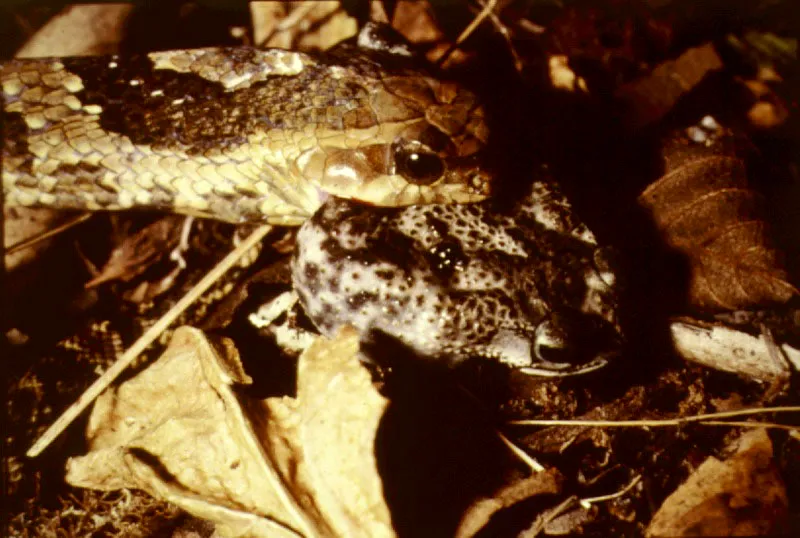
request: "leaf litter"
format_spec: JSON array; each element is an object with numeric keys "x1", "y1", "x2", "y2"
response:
[{"x1": 5, "y1": 1, "x2": 800, "y2": 537}]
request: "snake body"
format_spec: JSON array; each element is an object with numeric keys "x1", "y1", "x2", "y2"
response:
[{"x1": 2, "y1": 25, "x2": 492, "y2": 224}]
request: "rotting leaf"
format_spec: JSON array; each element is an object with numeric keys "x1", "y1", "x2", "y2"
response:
[
  {"x1": 638, "y1": 120, "x2": 796, "y2": 311},
  {"x1": 455, "y1": 469, "x2": 565, "y2": 538},
  {"x1": 616, "y1": 43, "x2": 723, "y2": 129},
  {"x1": 66, "y1": 326, "x2": 394, "y2": 538},
  {"x1": 546, "y1": 3, "x2": 673, "y2": 93},
  {"x1": 85, "y1": 215, "x2": 185, "y2": 290},
  {"x1": 646, "y1": 428, "x2": 789, "y2": 536}
]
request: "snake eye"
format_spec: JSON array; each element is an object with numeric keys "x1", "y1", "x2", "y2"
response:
[{"x1": 395, "y1": 145, "x2": 445, "y2": 185}]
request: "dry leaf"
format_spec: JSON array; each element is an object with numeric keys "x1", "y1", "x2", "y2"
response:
[
  {"x1": 387, "y1": 0, "x2": 460, "y2": 65},
  {"x1": 66, "y1": 326, "x2": 394, "y2": 538},
  {"x1": 455, "y1": 469, "x2": 564, "y2": 538},
  {"x1": 15, "y1": 4, "x2": 133, "y2": 58},
  {"x1": 616, "y1": 43, "x2": 723, "y2": 129},
  {"x1": 638, "y1": 120, "x2": 796, "y2": 311},
  {"x1": 646, "y1": 428, "x2": 788, "y2": 536},
  {"x1": 251, "y1": 1, "x2": 357, "y2": 51},
  {"x1": 549, "y1": 55, "x2": 589, "y2": 93},
  {"x1": 256, "y1": 327, "x2": 393, "y2": 538},
  {"x1": 85, "y1": 215, "x2": 185, "y2": 289},
  {"x1": 389, "y1": 0, "x2": 443, "y2": 45}
]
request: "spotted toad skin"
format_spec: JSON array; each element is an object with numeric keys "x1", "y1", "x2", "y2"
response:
[{"x1": 292, "y1": 180, "x2": 622, "y2": 375}]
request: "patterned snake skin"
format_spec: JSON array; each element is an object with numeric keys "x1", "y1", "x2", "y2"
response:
[{"x1": 2, "y1": 25, "x2": 492, "y2": 225}]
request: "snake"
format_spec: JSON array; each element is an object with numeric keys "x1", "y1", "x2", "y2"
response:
[{"x1": 2, "y1": 24, "x2": 492, "y2": 225}]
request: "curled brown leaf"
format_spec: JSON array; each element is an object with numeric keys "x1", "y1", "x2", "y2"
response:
[
  {"x1": 638, "y1": 121, "x2": 796, "y2": 311},
  {"x1": 85, "y1": 215, "x2": 185, "y2": 289}
]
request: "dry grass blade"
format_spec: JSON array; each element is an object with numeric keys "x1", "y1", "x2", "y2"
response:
[{"x1": 507, "y1": 405, "x2": 800, "y2": 428}]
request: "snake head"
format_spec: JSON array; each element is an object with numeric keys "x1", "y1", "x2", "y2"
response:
[
  {"x1": 291, "y1": 24, "x2": 495, "y2": 211},
  {"x1": 293, "y1": 77, "x2": 494, "y2": 209}
]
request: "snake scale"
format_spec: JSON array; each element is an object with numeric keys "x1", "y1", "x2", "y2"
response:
[
  {"x1": 3, "y1": 24, "x2": 621, "y2": 374},
  {"x1": 2, "y1": 24, "x2": 491, "y2": 225}
]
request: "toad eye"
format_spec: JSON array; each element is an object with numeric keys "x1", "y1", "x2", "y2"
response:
[
  {"x1": 394, "y1": 145, "x2": 445, "y2": 185},
  {"x1": 533, "y1": 319, "x2": 576, "y2": 365}
]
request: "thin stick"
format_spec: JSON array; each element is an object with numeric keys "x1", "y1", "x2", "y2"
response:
[
  {"x1": 27, "y1": 224, "x2": 272, "y2": 458},
  {"x1": 508, "y1": 406, "x2": 800, "y2": 428}
]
